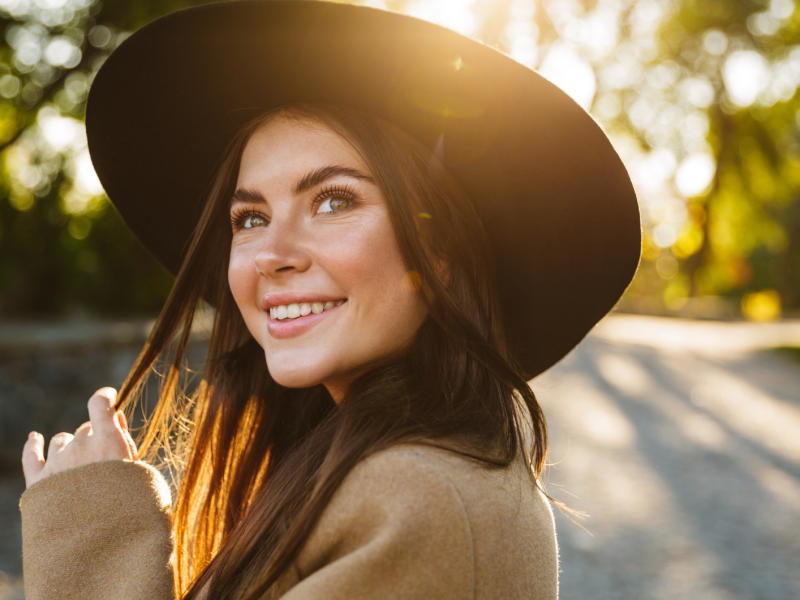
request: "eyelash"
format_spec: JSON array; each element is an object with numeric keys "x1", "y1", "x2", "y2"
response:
[{"x1": 230, "y1": 184, "x2": 357, "y2": 231}]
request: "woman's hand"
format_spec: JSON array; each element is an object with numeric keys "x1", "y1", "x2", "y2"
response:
[{"x1": 21, "y1": 387, "x2": 139, "y2": 490}]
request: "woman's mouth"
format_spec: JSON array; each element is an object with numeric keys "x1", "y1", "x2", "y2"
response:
[
  {"x1": 263, "y1": 293, "x2": 348, "y2": 339},
  {"x1": 269, "y1": 299, "x2": 346, "y2": 321}
]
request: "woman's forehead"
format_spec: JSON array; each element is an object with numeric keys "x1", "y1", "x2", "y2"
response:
[{"x1": 239, "y1": 115, "x2": 368, "y2": 181}]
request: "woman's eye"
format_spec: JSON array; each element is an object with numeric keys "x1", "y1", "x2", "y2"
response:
[
  {"x1": 317, "y1": 196, "x2": 352, "y2": 214},
  {"x1": 243, "y1": 214, "x2": 267, "y2": 228},
  {"x1": 232, "y1": 212, "x2": 267, "y2": 230}
]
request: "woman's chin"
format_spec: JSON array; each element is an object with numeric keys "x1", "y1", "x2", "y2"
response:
[{"x1": 266, "y1": 359, "x2": 331, "y2": 390}]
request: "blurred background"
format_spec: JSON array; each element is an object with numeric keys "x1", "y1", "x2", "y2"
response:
[{"x1": 0, "y1": 0, "x2": 798, "y2": 598}]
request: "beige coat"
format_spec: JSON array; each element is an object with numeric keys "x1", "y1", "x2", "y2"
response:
[{"x1": 19, "y1": 443, "x2": 559, "y2": 599}]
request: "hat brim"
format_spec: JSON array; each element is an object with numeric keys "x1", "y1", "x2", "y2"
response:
[{"x1": 85, "y1": 0, "x2": 641, "y2": 379}]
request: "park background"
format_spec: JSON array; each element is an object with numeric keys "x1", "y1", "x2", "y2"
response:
[{"x1": 0, "y1": 0, "x2": 798, "y2": 598}]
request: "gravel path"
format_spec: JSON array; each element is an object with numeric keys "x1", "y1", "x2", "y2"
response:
[
  {"x1": 537, "y1": 317, "x2": 800, "y2": 600},
  {"x1": 1, "y1": 315, "x2": 798, "y2": 600}
]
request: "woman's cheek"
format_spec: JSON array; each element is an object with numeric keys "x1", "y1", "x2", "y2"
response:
[
  {"x1": 327, "y1": 217, "x2": 405, "y2": 286},
  {"x1": 227, "y1": 250, "x2": 247, "y2": 303},
  {"x1": 228, "y1": 246, "x2": 261, "y2": 332}
]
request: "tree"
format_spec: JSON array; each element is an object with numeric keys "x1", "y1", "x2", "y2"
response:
[{"x1": 0, "y1": 0, "x2": 218, "y2": 318}]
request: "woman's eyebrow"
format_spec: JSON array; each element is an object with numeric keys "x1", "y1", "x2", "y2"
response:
[
  {"x1": 293, "y1": 165, "x2": 375, "y2": 195},
  {"x1": 230, "y1": 187, "x2": 267, "y2": 207},
  {"x1": 230, "y1": 165, "x2": 375, "y2": 209}
]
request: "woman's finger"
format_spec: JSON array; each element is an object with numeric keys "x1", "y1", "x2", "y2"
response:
[
  {"x1": 47, "y1": 432, "x2": 74, "y2": 460},
  {"x1": 74, "y1": 421, "x2": 93, "y2": 438},
  {"x1": 21, "y1": 432, "x2": 45, "y2": 487},
  {"x1": 116, "y1": 410, "x2": 137, "y2": 459},
  {"x1": 87, "y1": 388, "x2": 119, "y2": 438},
  {"x1": 121, "y1": 425, "x2": 139, "y2": 461},
  {"x1": 116, "y1": 410, "x2": 128, "y2": 431},
  {"x1": 117, "y1": 410, "x2": 136, "y2": 460}
]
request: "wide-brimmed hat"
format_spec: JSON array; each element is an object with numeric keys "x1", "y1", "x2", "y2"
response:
[{"x1": 85, "y1": 0, "x2": 641, "y2": 379}]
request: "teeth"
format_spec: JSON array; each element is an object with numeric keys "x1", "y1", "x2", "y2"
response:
[{"x1": 271, "y1": 300, "x2": 345, "y2": 321}]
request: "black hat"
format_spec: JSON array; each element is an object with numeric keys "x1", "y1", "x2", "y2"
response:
[{"x1": 85, "y1": 0, "x2": 641, "y2": 379}]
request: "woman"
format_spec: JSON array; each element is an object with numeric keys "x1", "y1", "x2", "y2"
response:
[{"x1": 19, "y1": 2, "x2": 641, "y2": 599}]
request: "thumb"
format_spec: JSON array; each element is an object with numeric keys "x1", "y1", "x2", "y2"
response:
[{"x1": 22, "y1": 432, "x2": 45, "y2": 488}]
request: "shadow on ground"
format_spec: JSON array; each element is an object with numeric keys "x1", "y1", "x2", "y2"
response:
[{"x1": 537, "y1": 327, "x2": 800, "y2": 600}]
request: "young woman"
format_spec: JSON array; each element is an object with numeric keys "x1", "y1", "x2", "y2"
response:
[{"x1": 18, "y1": 2, "x2": 641, "y2": 599}]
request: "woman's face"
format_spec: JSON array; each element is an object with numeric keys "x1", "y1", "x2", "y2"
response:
[{"x1": 228, "y1": 115, "x2": 428, "y2": 401}]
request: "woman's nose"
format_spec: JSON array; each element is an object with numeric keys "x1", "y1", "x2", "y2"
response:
[{"x1": 253, "y1": 218, "x2": 312, "y2": 277}]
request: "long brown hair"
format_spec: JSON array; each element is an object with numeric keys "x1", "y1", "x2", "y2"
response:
[{"x1": 115, "y1": 103, "x2": 551, "y2": 600}]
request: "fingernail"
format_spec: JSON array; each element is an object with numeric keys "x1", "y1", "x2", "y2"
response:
[{"x1": 28, "y1": 431, "x2": 38, "y2": 440}]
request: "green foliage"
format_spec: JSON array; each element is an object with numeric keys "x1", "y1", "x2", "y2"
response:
[
  {"x1": 613, "y1": 0, "x2": 800, "y2": 317},
  {"x1": 0, "y1": 188, "x2": 175, "y2": 317},
  {"x1": 0, "y1": 0, "x2": 218, "y2": 318}
]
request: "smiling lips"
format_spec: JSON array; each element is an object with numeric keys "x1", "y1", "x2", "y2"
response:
[
  {"x1": 263, "y1": 295, "x2": 347, "y2": 339},
  {"x1": 270, "y1": 300, "x2": 345, "y2": 321}
]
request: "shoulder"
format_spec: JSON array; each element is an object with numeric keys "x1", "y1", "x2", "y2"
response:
[
  {"x1": 313, "y1": 442, "x2": 548, "y2": 542},
  {"x1": 340, "y1": 443, "x2": 474, "y2": 503},
  {"x1": 288, "y1": 444, "x2": 476, "y2": 599},
  {"x1": 345, "y1": 443, "x2": 551, "y2": 528},
  {"x1": 301, "y1": 443, "x2": 475, "y2": 559},
  {"x1": 338, "y1": 444, "x2": 559, "y2": 597},
  {"x1": 286, "y1": 443, "x2": 558, "y2": 600},
  {"x1": 318, "y1": 442, "x2": 518, "y2": 546}
]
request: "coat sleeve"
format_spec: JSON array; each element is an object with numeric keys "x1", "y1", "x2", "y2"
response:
[
  {"x1": 277, "y1": 447, "x2": 476, "y2": 600},
  {"x1": 19, "y1": 459, "x2": 177, "y2": 600}
]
